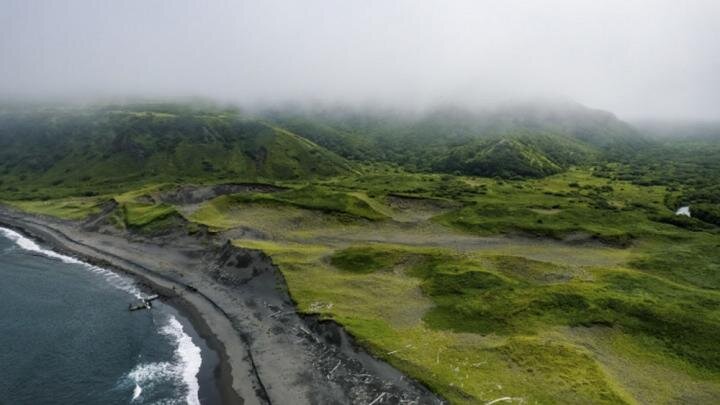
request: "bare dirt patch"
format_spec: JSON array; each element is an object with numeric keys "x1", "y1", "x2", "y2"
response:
[{"x1": 159, "y1": 183, "x2": 286, "y2": 205}]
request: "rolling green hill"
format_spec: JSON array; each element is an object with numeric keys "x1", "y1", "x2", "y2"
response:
[
  {"x1": 0, "y1": 104, "x2": 353, "y2": 198},
  {"x1": 0, "y1": 101, "x2": 654, "y2": 200},
  {"x1": 265, "y1": 101, "x2": 647, "y2": 178}
]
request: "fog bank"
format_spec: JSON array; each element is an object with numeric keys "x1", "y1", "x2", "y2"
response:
[{"x1": 1, "y1": 0, "x2": 718, "y2": 120}]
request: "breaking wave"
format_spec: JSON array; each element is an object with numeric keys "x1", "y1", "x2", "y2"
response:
[
  {"x1": 0, "y1": 227, "x2": 202, "y2": 404},
  {"x1": 126, "y1": 316, "x2": 202, "y2": 404}
]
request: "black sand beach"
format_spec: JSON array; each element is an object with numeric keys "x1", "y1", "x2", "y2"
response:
[{"x1": 0, "y1": 206, "x2": 442, "y2": 405}]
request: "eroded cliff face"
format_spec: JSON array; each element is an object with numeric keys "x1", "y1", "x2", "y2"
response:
[
  {"x1": 209, "y1": 242, "x2": 279, "y2": 288},
  {"x1": 202, "y1": 240, "x2": 441, "y2": 404},
  {"x1": 158, "y1": 183, "x2": 287, "y2": 205}
]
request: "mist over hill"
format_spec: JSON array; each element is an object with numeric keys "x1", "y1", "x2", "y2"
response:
[
  {"x1": 0, "y1": 101, "x2": 652, "y2": 194},
  {"x1": 0, "y1": 104, "x2": 352, "y2": 197},
  {"x1": 633, "y1": 120, "x2": 720, "y2": 140},
  {"x1": 264, "y1": 101, "x2": 647, "y2": 178}
]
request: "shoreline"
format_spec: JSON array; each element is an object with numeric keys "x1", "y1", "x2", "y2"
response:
[
  {"x1": 162, "y1": 292, "x2": 247, "y2": 405},
  {"x1": 158, "y1": 300, "x2": 222, "y2": 405},
  {"x1": 0, "y1": 217, "x2": 248, "y2": 405},
  {"x1": 0, "y1": 207, "x2": 443, "y2": 404}
]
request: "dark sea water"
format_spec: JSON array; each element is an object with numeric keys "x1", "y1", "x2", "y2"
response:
[{"x1": 0, "y1": 227, "x2": 219, "y2": 405}]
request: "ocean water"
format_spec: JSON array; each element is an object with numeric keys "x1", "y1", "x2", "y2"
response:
[{"x1": 0, "y1": 227, "x2": 219, "y2": 404}]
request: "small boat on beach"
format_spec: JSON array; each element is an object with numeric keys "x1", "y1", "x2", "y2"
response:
[{"x1": 128, "y1": 294, "x2": 160, "y2": 311}]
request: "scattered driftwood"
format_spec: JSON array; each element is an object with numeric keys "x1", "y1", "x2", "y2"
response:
[
  {"x1": 270, "y1": 310, "x2": 295, "y2": 319},
  {"x1": 368, "y1": 392, "x2": 387, "y2": 405},
  {"x1": 327, "y1": 360, "x2": 341, "y2": 378},
  {"x1": 296, "y1": 326, "x2": 320, "y2": 343}
]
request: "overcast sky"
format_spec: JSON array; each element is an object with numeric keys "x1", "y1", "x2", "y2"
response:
[{"x1": 1, "y1": 0, "x2": 718, "y2": 120}]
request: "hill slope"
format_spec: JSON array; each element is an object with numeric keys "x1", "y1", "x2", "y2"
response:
[
  {"x1": 0, "y1": 104, "x2": 353, "y2": 197},
  {"x1": 266, "y1": 101, "x2": 647, "y2": 178}
]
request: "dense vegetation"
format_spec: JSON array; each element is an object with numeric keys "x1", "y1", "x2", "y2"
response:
[
  {"x1": 265, "y1": 101, "x2": 647, "y2": 178},
  {"x1": 0, "y1": 104, "x2": 352, "y2": 199},
  {"x1": 2, "y1": 102, "x2": 720, "y2": 404}
]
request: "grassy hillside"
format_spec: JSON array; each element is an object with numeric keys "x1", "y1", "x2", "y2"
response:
[
  {"x1": 0, "y1": 104, "x2": 353, "y2": 199},
  {"x1": 266, "y1": 101, "x2": 645, "y2": 178}
]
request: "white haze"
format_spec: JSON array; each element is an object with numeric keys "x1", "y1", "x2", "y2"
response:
[{"x1": 1, "y1": 0, "x2": 718, "y2": 120}]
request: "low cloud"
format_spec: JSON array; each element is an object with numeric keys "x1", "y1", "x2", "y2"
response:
[{"x1": 1, "y1": 0, "x2": 718, "y2": 120}]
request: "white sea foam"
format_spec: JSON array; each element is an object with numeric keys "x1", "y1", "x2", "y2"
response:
[
  {"x1": 132, "y1": 384, "x2": 143, "y2": 401},
  {"x1": 0, "y1": 227, "x2": 202, "y2": 404},
  {"x1": 127, "y1": 360, "x2": 175, "y2": 403},
  {"x1": 128, "y1": 361, "x2": 176, "y2": 385},
  {"x1": 0, "y1": 227, "x2": 143, "y2": 298},
  {"x1": 126, "y1": 316, "x2": 202, "y2": 405},
  {"x1": 162, "y1": 316, "x2": 202, "y2": 405}
]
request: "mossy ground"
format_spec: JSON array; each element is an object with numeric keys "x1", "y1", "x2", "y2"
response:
[{"x1": 6, "y1": 167, "x2": 720, "y2": 404}]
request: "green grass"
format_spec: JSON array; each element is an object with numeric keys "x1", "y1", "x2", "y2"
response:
[
  {"x1": 121, "y1": 202, "x2": 178, "y2": 227},
  {"x1": 221, "y1": 169, "x2": 720, "y2": 403},
  {"x1": 2, "y1": 197, "x2": 107, "y2": 220},
  {"x1": 268, "y1": 103, "x2": 634, "y2": 178},
  {"x1": 432, "y1": 169, "x2": 678, "y2": 246},
  {"x1": 287, "y1": 242, "x2": 720, "y2": 402},
  {"x1": 483, "y1": 255, "x2": 576, "y2": 284},
  {"x1": 324, "y1": 244, "x2": 720, "y2": 377},
  {"x1": 329, "y1": 244, "x2": 449, "y2": 274},
  {"x1": 629, "y1": 235, "x2": 720, "y2": 290},
  {"x1": 0, "y1": 106, "x2": 354, "y2": 201},
  {"x1": 226, "y1": 185, "x2": 388, "y2": 220},
  {"x1": 242, "y1": 239, "x2": 642, "y2": 403},
  {"x1": 189, "y1": 185, "x2": 388, "y2": 232},
  {"x1": 330, "y1": 246, "x2": 400, "y2": 273},
  {"x1": 422, "y1": 263, "x2": 720, "y2": 371}
]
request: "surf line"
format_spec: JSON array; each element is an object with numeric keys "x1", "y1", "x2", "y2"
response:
[{"x1": 0, "y1": 226, "x2": 202, "y2": 405}]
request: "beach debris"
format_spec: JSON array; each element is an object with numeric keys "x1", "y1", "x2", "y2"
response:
[
  {"x1": 368, "y1": 392, "x2": 387, "y2": 405},
  {"x1": 269, "y1": 310, "x2": 295, "y2": 319},
  {"x1": 128, "y1": 294, "x2": 160, "y2": 311},
  {"x1": 295, "y1": 325, "x2": 320, "y2": 343},
  {"x1": 327, "y1": 360, "x2": 342, "y2": 379}
]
